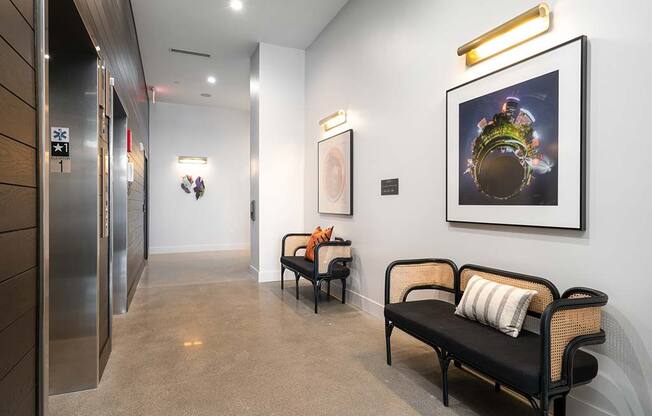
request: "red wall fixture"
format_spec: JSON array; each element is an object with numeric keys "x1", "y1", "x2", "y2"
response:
[{"x1": 127, "y1": 128, "x2": 133, "y2": 152}]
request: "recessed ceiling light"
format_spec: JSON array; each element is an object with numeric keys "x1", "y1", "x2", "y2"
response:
[
  {"x1": 200, "y1": 93, "x2": 212, "y2": 98},
  {"x1": 207, "y1": 76, "x2": 217, "y2": 84},
  {"x1": 230, "y1": 0, "x2": 243, "y2": 11}
]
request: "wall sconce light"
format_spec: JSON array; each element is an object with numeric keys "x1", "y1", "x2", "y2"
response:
[
  {"x1": 319, "y1": 110, "x2": 347, "y2": 131},
  {"x1": 458, "y1": 3, "x2": 551, "y2": 66},
  {"x1": 178, "y1": 156, "x2": 208, "y2": 165}
]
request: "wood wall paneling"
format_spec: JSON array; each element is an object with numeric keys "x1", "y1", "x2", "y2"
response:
[
  {"x1": 9, "y1": 0, "x2": 33, "y2": 28},
  {"x1": 0, "y1": 268, "x2": 37, "y2": 331},
  {"x1": 0, "y1": 0, "x2": 34, "y2": 66},
  {"x1": 0, "y1": 228, "x2": 37, "y2": 283},
  {"x1": 0, "y1": 36, "x2": 35, "y2": 106},
  {"x1": 0, "y1": 184, "x2": 37, "y2": 232},
  {"x1": 0, "y1": 348, "x2": 36, "y2": 416},
  {"x1": 0, "y1": 135, "x2": 36, "y2": 186},
  {"x1": 0, "y1": 0, "x2": 37, "y2": 412},
  {"x1": 0, "y1": 308, "x2": 36, "y2": 379},
  {"x1": 0, "y1": 85, "x2": 36, "y2": 147}
]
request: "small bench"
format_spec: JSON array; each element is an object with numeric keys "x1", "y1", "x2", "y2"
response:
[
  {"x1": 280, "y1": 233, "x2": 352, "y2": 313},
  {"x1": 383, "y1": 259, "x2": 607, "y2": 416}
]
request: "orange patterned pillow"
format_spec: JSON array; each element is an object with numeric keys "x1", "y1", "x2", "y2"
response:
[{"x1": 304, "y1": 226, "x2": 334, "y2": 262}]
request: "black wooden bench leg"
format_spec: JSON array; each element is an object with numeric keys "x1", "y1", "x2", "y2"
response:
[
  {"x1": 553, "y1": 394, "x2": 567, "y2": 416},
  {"x1": 341, "y1": 278, "x2": 346, "y2": 304},
  {"x1": 313, "y1": 280, "x2": 320, "y2": 313},
  {"x1": 540, "y1": 396, "x2": 550, "y2": 416},
  {"x1": 385, "y1": 321, "x2": 394, "y2": 366},
  {"x1": 494, "y1": 382, "x2": 501, "y2": 393},
  {"x1": 294, "y1": 272, "x2": 300, "y2": 299},
  {"x1": 437, "y1": 352, "x2": 451, "y2": 407},
  {"x1": 280, "y1": 266, "x2": 285, "y2": 289},
  {"x1": 327, "y1": 280, "x2": 331, "y2": 300}
]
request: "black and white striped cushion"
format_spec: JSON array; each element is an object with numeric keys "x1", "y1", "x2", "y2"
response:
[{"x1": 454, "y1": 275, "x2": 537, "y2": 338}]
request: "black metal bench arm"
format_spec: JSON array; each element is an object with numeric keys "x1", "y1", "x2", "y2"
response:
[
  {"x1": 384, "y1": 258, "x2": 458, "y2": 305},
  {"x1": 281, "y1": 233, "x2": 311, "y2": 257},
  {"x1": 539, "y1": 287, "x2": 608, "y2": 409},
  {"x1": 313, "y1": 239, "x2": 352, "y2": 278}
]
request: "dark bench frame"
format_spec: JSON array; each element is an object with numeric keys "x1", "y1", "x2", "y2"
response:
[
  {"x1": 384, "y1": 259, "x2": 608, "y2": 416},
  {"x1": 280, "y1": 233, "x2": 353, "y2": 313}
]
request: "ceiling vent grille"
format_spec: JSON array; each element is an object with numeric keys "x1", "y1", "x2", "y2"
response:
[{"x1": 169, "y1": 48, "x2": 211, "y2": 58}]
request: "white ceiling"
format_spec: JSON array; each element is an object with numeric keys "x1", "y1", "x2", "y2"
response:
[{"x1": 131, "y1": 0, "x2": 348, "y2": 111}]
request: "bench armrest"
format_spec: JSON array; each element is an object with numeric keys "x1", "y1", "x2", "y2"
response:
[
  {"x1": 314, "y1": 240, "x2": 352, "y2": 275},
  {"x1": 541, "y1": 287, "x2": 608, "y2": 385},
  {"x1": 281, "y1": 233, "x2": 311, "y2": 257},
  {"x1": 384, "y1": 259, "x2": 458, "y2": 305}
]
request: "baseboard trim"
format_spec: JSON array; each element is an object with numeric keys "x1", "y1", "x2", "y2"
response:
[
  {"x1": 327, "y1": 280, "x2": 384, "y2": 319},
  {"x1": 149, "y1": 243, "x2": 249, "y2": 254},
  {"x1": 258, "y1": 269, "x2": 280, "y2": 283},
  {"x1": 249, "y1": 265, "x2": 259, "y2": 280}
]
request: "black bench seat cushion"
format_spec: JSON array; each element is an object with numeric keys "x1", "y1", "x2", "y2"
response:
[
  {"x1": 281, "y1": 256, "x2": 349, "y2": 279},
  {"x1": 385, "y1": 299, "x2": 598, "y2": 395}
]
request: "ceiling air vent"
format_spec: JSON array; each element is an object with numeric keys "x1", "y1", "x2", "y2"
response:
[{"x1": 169, "y1": 48, "x2": 211, "y2": 58}]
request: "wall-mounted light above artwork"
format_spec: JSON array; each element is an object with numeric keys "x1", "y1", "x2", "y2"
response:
[
  {"x1": 178, "y1": 156, "x2": 208, "y2": 165},
  {"x1": 458, "y1": 3, "x2": 551, "y2": 66},
  {"x1": 319, "y1": 110, "x2": 347, "y2": 132}
]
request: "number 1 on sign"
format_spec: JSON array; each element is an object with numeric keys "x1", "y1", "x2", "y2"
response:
[{"x1": 51, "y1": 159, "x2": 71, "y2": 173}]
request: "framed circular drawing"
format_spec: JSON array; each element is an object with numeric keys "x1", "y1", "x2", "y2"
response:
[{"x1": 318, "y1": 129, "x2": 353, "y2": 215}]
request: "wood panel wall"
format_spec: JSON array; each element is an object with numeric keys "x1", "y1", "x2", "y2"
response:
[
  {"x1": 127, "y1": 149, "x2": 145, "y2": 300},
  {"x1": 73, "y1": 0, "x2": 149, "y2": 305},
  {"x1": 0, "y1": 0, "x2": 37, "y2": 414}
]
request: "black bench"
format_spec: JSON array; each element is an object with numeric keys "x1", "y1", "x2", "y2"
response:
[
  {"x1": 280, "y1": 233, "x2": 352, "y2": 313},
  {"x1": 383, "y1": 259, "x2": 607, "y2": 416}
]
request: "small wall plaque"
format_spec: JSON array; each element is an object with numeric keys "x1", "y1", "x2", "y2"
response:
[
  {"x1": 381, "y1": 178, "x2": 399, "y2": 195},
  {"x1": 51, "y1": 158, "x2": 71, "y2": 173}
]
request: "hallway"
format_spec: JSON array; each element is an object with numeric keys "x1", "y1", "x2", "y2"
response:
[{"x1": 49, "y1": 252, "x2": 530, "y2": 416}]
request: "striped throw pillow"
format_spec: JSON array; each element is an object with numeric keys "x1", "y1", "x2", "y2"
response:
[{"x1": 455, "y1": 275, "x2": 537, "y2": 338}]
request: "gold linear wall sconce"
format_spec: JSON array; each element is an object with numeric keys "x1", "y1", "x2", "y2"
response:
[
  {"x1": 319, "y1": 110, "x2": 347, "y2": 131},
  {"x1": 178, "y1": 156, "x2": 208, "y2": 165},
  {"x1": 458, "y1": 3, "x2": 551, "y2": 66}
]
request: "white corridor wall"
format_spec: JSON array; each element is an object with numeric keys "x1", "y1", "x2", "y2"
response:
[
  {"x1": 150, "y1": 101, "x2": 250, "y2": 253},
  {"x1": 304, "y1": 1, "x2": 652, "y2": 415}
]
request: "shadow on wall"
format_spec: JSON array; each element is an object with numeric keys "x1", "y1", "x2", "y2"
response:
[{"x1": 577, "y1": 308, "x2": 652, "y2": 416}]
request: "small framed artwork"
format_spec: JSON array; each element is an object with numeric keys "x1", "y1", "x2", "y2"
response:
[
  {"x1": 446, "y1": 36, "x2": 587, "y2": 230},
  {"x1": 318, "y1": 129, "x2": 353, "y2": 215}
]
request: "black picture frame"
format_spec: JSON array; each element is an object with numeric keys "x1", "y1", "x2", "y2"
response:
[
  {"x1": 446, "y1": 36, "x2": 587, "y2": 230},
  {"x1": 318, "y1": 129, "x2": 354, "y2": 216}
]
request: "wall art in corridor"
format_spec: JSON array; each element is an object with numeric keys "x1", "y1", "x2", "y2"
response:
[
  {"x1": 318, "y1": 129, "x2": 353, "y2": 215},
  {"x1": 446, "y1": 36, "x2": 586, "y2": 229}
]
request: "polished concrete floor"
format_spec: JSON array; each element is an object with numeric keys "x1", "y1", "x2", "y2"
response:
[{"x1": 49, "y1": 250, "x2": 532, "y2": 416}]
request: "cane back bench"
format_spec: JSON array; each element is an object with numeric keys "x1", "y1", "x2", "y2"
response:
[
  {"x1": 383, "y1": 259, "x2": 608, "y2": 416},
  {"x1": 280, "y1": 233, "x2": 352, "y2": 313}
]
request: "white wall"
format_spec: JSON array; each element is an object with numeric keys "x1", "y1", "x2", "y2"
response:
[
  {"x1": 304, "y1": 1, "x2": 652, "y2": 415},
  {"x1": 150, "y1": 101, "x2": 250, "y2": 253},
  {"x1": 250, "y1": 43, "x2": 306, "y2": 281},
  {"x1": 250, "y1": 46, "x2": 260, "y2": 270}
]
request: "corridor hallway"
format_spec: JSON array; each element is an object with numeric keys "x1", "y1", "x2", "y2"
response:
[{"x1": 48, "y1": 252, "x2": 530, "y2": 416}]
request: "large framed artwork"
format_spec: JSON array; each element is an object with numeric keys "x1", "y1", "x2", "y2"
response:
[
  {"x1": 446, "y1": 36, "x2": 587, "y2": 230},
  {"x1": 318, "y1": 129, "x2": 353, "y2": 215}
]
